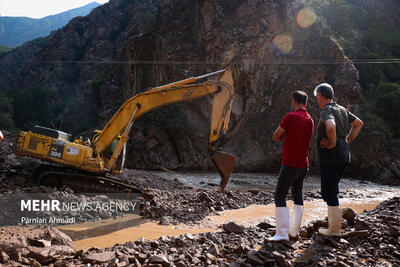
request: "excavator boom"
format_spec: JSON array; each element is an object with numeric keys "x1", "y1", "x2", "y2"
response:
[{"x1": 94, "y1": 70, "x2": 234, "y2": 154}]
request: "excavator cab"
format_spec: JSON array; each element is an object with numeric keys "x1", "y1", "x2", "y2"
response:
[{"x1": 32, "y1": 125, "x2": 71, "y2": 142}]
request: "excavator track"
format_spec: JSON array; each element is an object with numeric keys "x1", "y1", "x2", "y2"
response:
[{"x1": 33, "y1": 165, "x2": 141, "y2": 194}]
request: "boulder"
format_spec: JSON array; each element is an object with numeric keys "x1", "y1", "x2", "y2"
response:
[
  {"x1": 222, "y1": 222, "x2": 245, "y2": 234},
  {"x1": 247, "y1": 253, "x2": 264, "y2": 265},
  {"x1": 28, "y1": 245, "x2": 75, "y2": 265},
  {"x1": 272, "y1": 251, "x2": 291, "y2": 267},
  {"x1": 28, "y1": 239, "x2": 52, "y2": 248},
  {"x1": 42, "y1": 228, "x2": 74, "y2": 247},
  {"x1": 342, "y1": 208, "x2": 356, "y2": 225},
  {"x1": 149, "y1": 254, "x2": 169, "y2": 265},
  {"x1": 207, "y1": 243, "x2": 221, "y2": 256},
  {"x1": 83, "y1": 251, "x2": 116, "y2": 264},
  {"x1": 257, "y1": 221, "x2": 274, "y2": 230},
  {"x1": 5, "y1": 154, "x2": 22, "y2": 169}
]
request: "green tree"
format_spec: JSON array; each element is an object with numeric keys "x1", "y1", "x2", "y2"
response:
[
  {"x1": 376, "y1": 82, "x2": 400, "y2": 96},
  {"x1": 321, "y1": 0, "x2": 351, "y2": 34},
  {"x1": 11, "y1": 87, "x2": 52, "y2": 130},
  {"x1": 356, "y1": 48, "x2": 382, "y2": 90},
  {"x1": 383, "y1": 63, "x2": 400, "y2": 83},
  {"x1": 375, "y1": 83, "x2": 400, "y2": 137},
  {"x1": 0, "y1": 93, "x2": 15, "y2": 130}
]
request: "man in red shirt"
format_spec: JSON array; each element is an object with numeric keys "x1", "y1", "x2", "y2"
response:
[{"x1": 268, "y1": 91, "x2": 314, "y2": 241}]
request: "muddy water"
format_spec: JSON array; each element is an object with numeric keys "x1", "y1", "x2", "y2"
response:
[
  {"x1": 200, "y1": 199, "x2": 382, "y2": 229},
  {"x1": 58, "y1": 172, "x2": 400, "y2": 251},
  {"x1": 58, "y1": 216, "x2": 216, "y2": 251},
  {"x1": 59, "y1": 199, "x2": 385, "y2": 251}
]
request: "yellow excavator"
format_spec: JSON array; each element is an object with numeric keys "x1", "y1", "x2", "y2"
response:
[{"x1": 14, "y1": 69, "x2": 236, "y2": 193}]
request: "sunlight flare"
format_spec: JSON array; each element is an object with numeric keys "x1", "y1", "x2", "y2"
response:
[
  {"x1": 296, "y1": 8, "x2": 316, "y2": 28},
  {"x1": 272, "y1": 34, "x2": 293, "y2": 55}
]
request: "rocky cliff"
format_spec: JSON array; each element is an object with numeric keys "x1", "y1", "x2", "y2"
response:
[{"x1": 0, "y1": 0, "x2": 398, "y2": 184}]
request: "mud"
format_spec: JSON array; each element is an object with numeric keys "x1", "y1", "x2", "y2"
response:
[
  {"x1": 59, "y1": 215, "x2": 216, "y2": 251},
  {"x1": 136, "y1": 180, "x2": 396, "y2": 225},
  {"x1": 1, "y1": 198, "x2": 399, "y2": 266},
  {"x1": 57, "y1": 198, "x2": 382, "y2": 252}
]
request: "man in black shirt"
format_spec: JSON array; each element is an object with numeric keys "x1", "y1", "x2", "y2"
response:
[{"x1": 314, "y1": 83, "x2": 363, "y2": 236}]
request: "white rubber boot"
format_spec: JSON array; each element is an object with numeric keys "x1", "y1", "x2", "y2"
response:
[
  {"x1": 268, "y1": 207, "x2": 290, "y2": 241},
  {"x1": 318, "y1": 206, "x2": 342, "y2": 236},
  {"x1": 289, "y1": 204, "x2": 304, "y2": 238}
]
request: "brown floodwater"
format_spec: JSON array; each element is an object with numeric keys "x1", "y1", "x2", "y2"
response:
[
  {"x1": 58, "y1": 171, "x2": 400, "y2": 251},
  {"x1": 58, "y1": 216, "x2": 216, "y2": 251},
  {"x1": 58, "y1": 198, "x2": 383, "y2": 251},
  {"x1": 200, "y1": 199, "x2": 382, "y2": 228}
]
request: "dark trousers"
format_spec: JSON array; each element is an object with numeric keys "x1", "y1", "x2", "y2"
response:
[
  {"x1": 275, "y1": 165, "x2": 307, "y2": 207},
  {"x1": 320, "y1": 164, "x2": 347, "y2": 206}
]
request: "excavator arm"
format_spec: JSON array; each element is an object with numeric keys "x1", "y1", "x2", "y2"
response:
[{"x1": 94, "y1": 70, "x2": 236, "y2": 190}]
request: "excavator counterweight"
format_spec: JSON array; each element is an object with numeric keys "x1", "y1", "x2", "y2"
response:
[{"x1": 14, "y1": 69, "x2": 236, "y2": 192}]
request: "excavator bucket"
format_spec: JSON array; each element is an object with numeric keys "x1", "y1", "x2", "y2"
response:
[{"x1": 211, "y1": 151, "x2": 236, "y2": 192}]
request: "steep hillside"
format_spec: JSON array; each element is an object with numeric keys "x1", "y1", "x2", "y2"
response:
[
  {"x1": 0, "y1": 2, "x2": 101, "y2": 47},
  {"x1": 303, "y1": 0, "x2": 400, "y2": 183},
  {"x1": 0, "y1": 0, "x2": 399, "y2": 184}
]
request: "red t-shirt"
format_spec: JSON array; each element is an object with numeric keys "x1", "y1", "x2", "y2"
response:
[{"x1": 280, "y1": 108, "x2": 314, "y2": 168}]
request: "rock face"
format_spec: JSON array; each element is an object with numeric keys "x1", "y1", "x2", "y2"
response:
[
  {"x1": 121, "y1": 0, "x2": 361, "y2": 173},
  {"x1": 0, "y1": 0, "x2": 396, "y2": 179}
]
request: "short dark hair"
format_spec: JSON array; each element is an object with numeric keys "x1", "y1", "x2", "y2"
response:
[
  {"x1": 293, "y1": 90, "x2": 308, "y2": 105},
  {"x1": 314, "y1": 83, "x2": 334, "y2": 99}
]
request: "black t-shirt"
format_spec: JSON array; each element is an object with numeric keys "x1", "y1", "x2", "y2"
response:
[{"x1": 317, "y1": 103, "x2": 356, "y2": 165}]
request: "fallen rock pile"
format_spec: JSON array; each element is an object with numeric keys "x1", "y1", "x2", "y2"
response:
[
  {"x1": 137, "y1": 186, "x2": 379, "y2": 226},
  {"x1": 0, "y1": 226, "x2": 76, "y2": 267},
  {"x1": 118, "y1": 169, "x2": 188, "y2": 192},
  {"x1": 139, "y1": 187, "x2": 275, "y2": 225},
  {"x1": 237, "y1": 197, "x2": 400, "y2": 266},
  {"x1": 2, "y1": 197, "x2": 399, "y2": 266},
  {"x1": 0, "y1": 131, "x2": 41, "y2": 190}
]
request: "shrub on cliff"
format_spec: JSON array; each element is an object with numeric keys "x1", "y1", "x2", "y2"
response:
[
  {"x1": 375, "y1": 83, "x2": 400, "y2": 137},
  {"x1": 0, "y1": 93, "x2": 15, "y2": 131},
  {"x1": 11, "y1": 87, "x2": 51, "y2": 130}
]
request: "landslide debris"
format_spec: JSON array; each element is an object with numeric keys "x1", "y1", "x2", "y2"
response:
[
  {"x1": 139, "y1": 188, "x2": 275, "y2": 225},
  {"x1": 1, "y1": 197, "x2": 399, "y2": 266}
]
